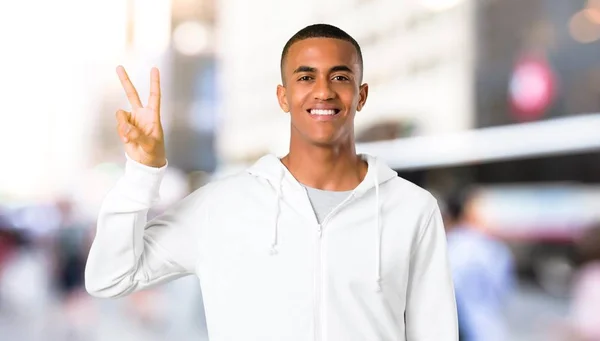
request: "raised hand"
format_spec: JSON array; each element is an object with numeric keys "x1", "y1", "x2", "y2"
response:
[{"x1": 115, "y1": 66, "x2": 166, "y2": 168}]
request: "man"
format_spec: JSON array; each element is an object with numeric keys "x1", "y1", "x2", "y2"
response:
[
  {"x1": 85, "y1": 24, "x2": 458, "y2": 341},
  {"x1": 442, "y1": 188, "x2": 515, "y2": 341}
]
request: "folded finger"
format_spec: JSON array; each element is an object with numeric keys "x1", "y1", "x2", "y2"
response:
[{"x1": 115, "y1": 109, "x2": 131, "y2": 124}]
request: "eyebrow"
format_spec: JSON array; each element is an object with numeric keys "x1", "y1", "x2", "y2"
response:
[
  {"x1": 330, "y1": 65, "x2": 353, "y2": 73},
  {"x1": 293, "y1": 65, "x2": 354, "y2": 74}
]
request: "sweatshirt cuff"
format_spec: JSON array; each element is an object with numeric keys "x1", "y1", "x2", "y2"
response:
[{"x1": 119, "y1": 153, "x2": 169, "y2": 205}]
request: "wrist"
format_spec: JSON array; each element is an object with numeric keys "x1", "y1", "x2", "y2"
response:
[
  {"x1": 125, "y1": 152, "x2": 167, "y2": 169},
  {"x1": 144, "y1": 158, "x2": 167, "y2": 168}
]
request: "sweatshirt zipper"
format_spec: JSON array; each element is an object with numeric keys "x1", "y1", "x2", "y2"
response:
[
  {"x1": 314, "y1": 193, "x2": 355, "y2": 341},
  {"x1": 314, "y1": 226, "x2": 323, "y2": 341}
]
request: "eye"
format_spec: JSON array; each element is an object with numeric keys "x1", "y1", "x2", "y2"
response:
[
  {"x1": 298, "y1": 75, "x2": 313, "y2": 82},
  {"x1": 333, "y1": 75, "x2": 349, "y2": 81}
]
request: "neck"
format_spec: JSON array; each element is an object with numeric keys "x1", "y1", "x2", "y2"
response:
[{"x1": 281, "y1": 137, "x2": 367, "y2": 191}]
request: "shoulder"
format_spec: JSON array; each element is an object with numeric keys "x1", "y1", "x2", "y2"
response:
[
  {"x1": 188, "y1": 170, "x2": 269, "y2": 203},
  {"x1": 383, "y1": 176, "x2": 439, "y2": 214}
]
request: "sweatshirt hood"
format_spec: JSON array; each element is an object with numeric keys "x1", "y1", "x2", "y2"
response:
[
  {"x1": 246, "y1": 153, "x2": 397, "y2": 193},
  {"x1": 246, "y1": 153, "x2": 397, "y2": 292}
]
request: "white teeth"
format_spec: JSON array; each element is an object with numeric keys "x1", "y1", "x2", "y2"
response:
[{"x1": 310, "y1": 109, "x2": 337, "y2": 115}]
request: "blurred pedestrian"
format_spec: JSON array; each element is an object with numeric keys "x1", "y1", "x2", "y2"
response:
[
  {"x1": 442, "y1": 187, "x2": 516, "y2": 341},
  {"x1": 568, "y1": 224, "x2": 600, "y2": 341}
]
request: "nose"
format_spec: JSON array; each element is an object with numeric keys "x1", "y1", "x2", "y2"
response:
[{"x1": 313, "y1": 77, "x2": 335, "y2": 101}]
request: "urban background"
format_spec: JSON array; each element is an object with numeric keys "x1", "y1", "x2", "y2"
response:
[{"x1": 1, "y1": 0, "x2": 600, "y2": 340}]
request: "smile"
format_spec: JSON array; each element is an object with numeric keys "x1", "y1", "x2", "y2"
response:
[{"x1": 307, "y1": 109, "x2": 340, "y2": 116}]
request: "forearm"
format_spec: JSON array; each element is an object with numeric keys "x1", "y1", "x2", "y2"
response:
[{"x1": 84, "y1": 159, "x2": 183, "y2": 297}]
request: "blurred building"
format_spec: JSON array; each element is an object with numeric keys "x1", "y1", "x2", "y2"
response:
[
  {"x1": 471, "y1": 0, "x2": 600, "y2": 186},
  {"x1": 476, "y1": 0, "x2": 600, "y2": 127}
]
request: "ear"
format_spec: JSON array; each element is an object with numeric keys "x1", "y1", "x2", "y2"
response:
[
  {"x1": 277, "y1": 85, "x2": 289, "y2": 113},
  {"x1": 357, "y1": 83, "x2": 369, "y2": 112}
]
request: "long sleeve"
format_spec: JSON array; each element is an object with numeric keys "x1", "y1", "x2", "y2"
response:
[
  {"x1": 85, "y1": 157, "x2": 209, "y2": 298},
  {"x1": 405, "y1": 202, "x2": 458, "y2": 341}
]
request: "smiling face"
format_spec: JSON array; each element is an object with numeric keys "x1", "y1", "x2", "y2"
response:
[{"x1": 277, "y1": 37, "x2": 368, "y2": 147}]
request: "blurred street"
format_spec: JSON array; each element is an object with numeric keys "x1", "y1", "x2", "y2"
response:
[
  {"x1": 0, "y1": 276, "x2": 210, "y2": 341},
  {"x1": 507, "y1": 282, "x2": 571, "y2": 341},
  {"x1": 0, "y1": 280, "x2": 569, "y2": 341}
]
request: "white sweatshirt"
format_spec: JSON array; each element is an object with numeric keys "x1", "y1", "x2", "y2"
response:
[{"x1": 85, "y1": 153, "x2": 458, "y2": 341}]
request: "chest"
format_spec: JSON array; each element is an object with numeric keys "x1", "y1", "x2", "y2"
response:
[{"x1": 198, "y1": 197, "x2": 416, "y2": 294}]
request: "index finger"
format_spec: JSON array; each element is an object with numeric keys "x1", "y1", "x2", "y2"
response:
[
  {"x1": 116, "y1": 65, "x2": 143, "y2": 109},
  {"x1": 147, "y1": 67, "x2": 161, "y2": 113}
]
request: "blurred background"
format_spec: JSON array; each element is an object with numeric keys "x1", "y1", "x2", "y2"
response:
[{"x1": 1, "y1": 0, "x2": 600, "y2": 340}]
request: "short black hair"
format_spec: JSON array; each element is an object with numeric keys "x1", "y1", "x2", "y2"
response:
[
  {"x1": 576, "y1": 224, "x2": 600, "y2": 264},
  {"x1": 444, "y1": 187, "x2": 473, "y2": 222},
  {"x1": 280, "y1": 23, "x2": 363, "y2": 83}
]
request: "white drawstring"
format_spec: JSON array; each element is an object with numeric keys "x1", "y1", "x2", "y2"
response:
[
  {"x1": 269, "y1": 158, "x2": 384, "y2": 294},
  {"x1": 375, "y1": 171, "x2": 382, "y2": 292},
  {"x1": 270, "y1": 170, "x2": 284, "y2": 255}
]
